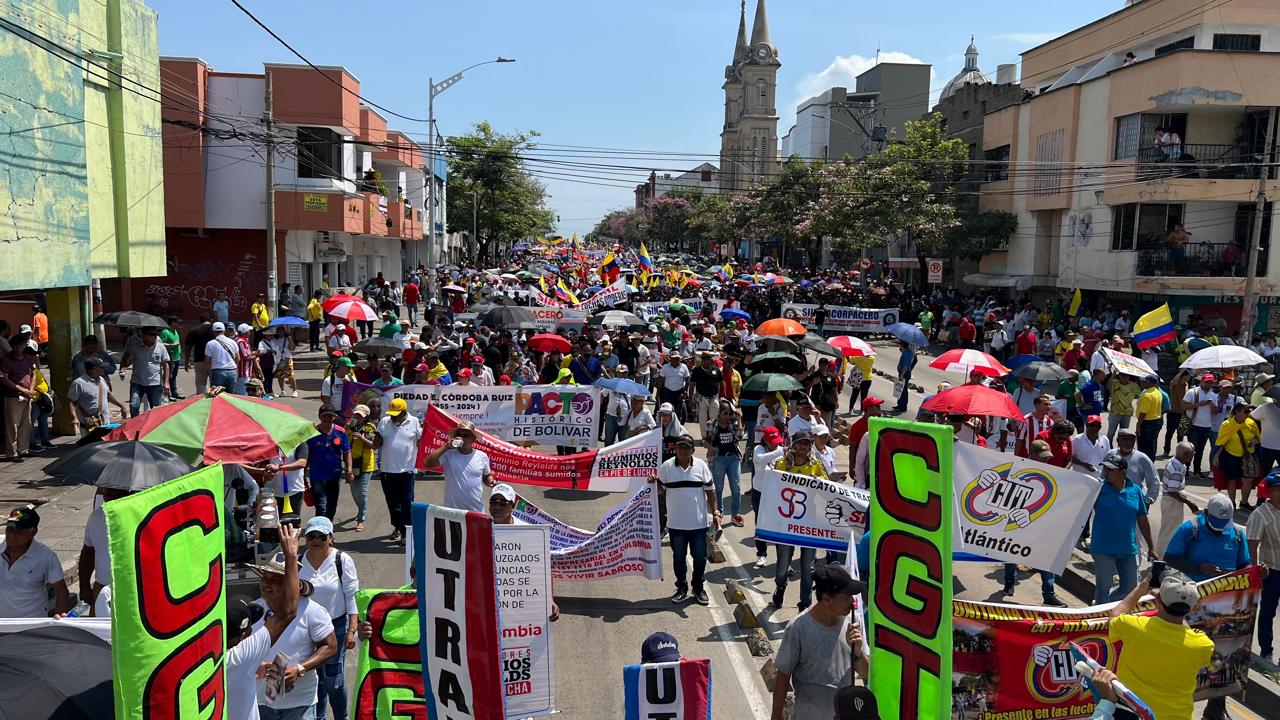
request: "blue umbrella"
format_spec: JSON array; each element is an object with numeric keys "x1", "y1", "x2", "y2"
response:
[
  {"x1": 798, "y1": 279, "x2": 812, "y2": 288},
  {"x1": 585, "y1": 285, "x2": 604, "y2": 294},
  {"x1": 594, "y1": 377, "x2": 651, "y2": 397},
  {"x1": 1004, "y1": 354, "x2": 1040, "y2": 370},
  {"x1": 267, "y1": 316, "x2": 307, "y2": 328},
  {"x1": 720, "y1": 307, "x2": 752, "y2": 323},
  {"x1": 545, "y1": 265, "x2": 560, "y2": 274},
  {"x1": 886, "y1": 322, "x2": 928, "y2": 347}
]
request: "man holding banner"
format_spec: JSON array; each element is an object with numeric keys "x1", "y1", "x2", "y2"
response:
[{"x1": 772, "y1": 565, "x2": 868, "y2": 720}]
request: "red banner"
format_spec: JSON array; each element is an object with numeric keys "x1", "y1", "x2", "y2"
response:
[
  {"x1": 416, "y1": 405, "x2": 660, "y2": 492},
  {"x1": 951, "y1": 567, "x2": 1262, "y2": 718}
]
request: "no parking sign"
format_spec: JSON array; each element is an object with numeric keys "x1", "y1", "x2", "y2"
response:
[{"x1": 927, "y1": 259, "x2": 944, "y2": 284}]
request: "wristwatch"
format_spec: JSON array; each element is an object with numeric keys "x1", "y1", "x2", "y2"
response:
[{"x1": 295, "y1": 664, "x2": 309, "y2": 678}]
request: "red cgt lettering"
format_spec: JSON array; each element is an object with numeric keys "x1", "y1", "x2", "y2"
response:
[{"x1": 135, "y1": 489, "x2": 223, "y2": 639}]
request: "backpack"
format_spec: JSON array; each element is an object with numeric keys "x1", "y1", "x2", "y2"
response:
[{"x1": 1188, "y1": 517, "x2": 1240, "y2": 546}]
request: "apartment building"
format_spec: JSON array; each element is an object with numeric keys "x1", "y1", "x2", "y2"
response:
[
  {"x1": 154, "y1": 58, "x2": 426, "y2": 322},
  {"x1": 974, "y1": 0, "x2": 1280, "y2": 334}
]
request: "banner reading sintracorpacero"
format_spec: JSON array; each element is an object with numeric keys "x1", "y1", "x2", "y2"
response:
[
  {"x1": 105, "y1": 464, "x2": 226, "y2": 719},
  {"x1": 868, "y1": 418, "x2": 954, "y2": 720},
  {"x1": 352, "y1": 589, "x2": 427, "y2": 719},
  {"x1": 418, "y1": 405, "x2": 660, "y2": 491},
  {"x1": 781, "y1": 303, "x2": 900, "y2": 333},
  {"x1": 632, "y1": 298, "x2": 727, "y2": 321},
  {"x1": 493, "y1": 525, "x2": 556, "y2": 718},
  {"x1": 753, "y1": 468, "x2": 869, "y2": 552},
  {"x1": 622, "y1": 659, "x2": 712, "y2": 720},
  {"x1": 411, "y1": 504, "x2": 506, "y2": 720},
  {"x1": 953, "y1": 442, "x2": 1101, "y2": 575},
  {"x1": 528, "y1": 307, "x2": 587, "y2": 333},
  {"x1": 512, "y1": 484, "x2": 663, "y2": 581},
  {"x1": 951, "y1": 567, "x2": 1262, "y2": 719}
]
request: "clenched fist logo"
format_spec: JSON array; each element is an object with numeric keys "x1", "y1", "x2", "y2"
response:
[
  {"x1": 825, "y1": 498, "x2": 859, "y2": 528},
  {"x1": 1007, "y1": 508, "x2": 1032, "y2": 528},
  {"x1": 1032, "y1": 645, "x2": 1054, "y2": 666}
]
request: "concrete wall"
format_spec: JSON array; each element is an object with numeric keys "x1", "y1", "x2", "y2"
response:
[{"x1": 204, "y1": 74, "x2": 269, "y2": 229}]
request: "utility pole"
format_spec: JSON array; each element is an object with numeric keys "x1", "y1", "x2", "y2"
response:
[
  {"x1": 264, "y1": 70, "x2": 278, "y2": 317},
  {"x1": 1240, "y1": 107, "x2": 1276, "y2": 344},
  {"x1": 426, "y1": 79, "x2": 437, "y2": 299},
  {"x1": 471, "y1": 190, "x2": 479, "y2": 266}
]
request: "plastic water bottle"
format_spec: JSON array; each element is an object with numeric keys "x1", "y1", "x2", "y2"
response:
[{"x1": 66, "y1": 601, "x2": 90, "y2": 618}]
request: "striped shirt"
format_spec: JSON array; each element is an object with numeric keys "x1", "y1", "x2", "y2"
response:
[
  {"x1": 1246, "y1": 501, "x2": 1280, "y2": 569},
  {"x1": 1015, "y1": 412, "x2": 1055, "y2": 458}
]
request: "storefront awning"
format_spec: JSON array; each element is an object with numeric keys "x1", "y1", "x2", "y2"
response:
[{"x1": 963, "y1": 273, "x2": 1032, "y2": 290}]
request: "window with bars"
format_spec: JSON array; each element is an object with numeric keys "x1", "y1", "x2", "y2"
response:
[
  {"x1": 1154, "y1": 36, "x2": 1194, "y2": 56},
  {"x1": 983, "y1": 145, "x2": 1010, "y2": 181},
  {"x1": 1033, "y1": 129, "x2": 1064, "y2": 196},
  {"x1": 1213, "y1": 34, "x2": 1261, "y2": 52},
  {"x1": 1114, "y1": 114, "x2": 1141, "y2": 159}
]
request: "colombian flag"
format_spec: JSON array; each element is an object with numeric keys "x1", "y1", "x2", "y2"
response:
[
  {"x1": 717, "y1": 263, "x2": 732, "y2": 283},
  {"x1": 555, "y1": 280, "x2": 579, "y2": 305},
  {"x1": 1133, "y1": 303, "x2": 1176, "y2": 349},
  {"x1": 600, "y1": 252, "x2": 620, "y2": 283}
]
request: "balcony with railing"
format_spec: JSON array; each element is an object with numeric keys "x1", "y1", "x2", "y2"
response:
[
  {"x1": 1134, "y1": 143, "x2": 1269, "y2": 179},
  {"x1": 1136, "y1": 240, "x2": 1267, "y2": 279}
]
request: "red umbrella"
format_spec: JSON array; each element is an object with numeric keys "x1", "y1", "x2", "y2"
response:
[
  {"x1": 921, "y1": 385, "x2": 1023, "y2": 421},
  {"x1": 928, "y1": 349, "x2": 1009, "y2": 377},
  {"x1": 321, "y1": 293, "x2": 363, "y2": 313},
  {"x1": 527, "y1": 333, "x2": 572, "y2": 354},
  {"x1": 828, "y1": 335, "x2": 875, "y2": 357},
  {"x1": 324, "y1": 296, "x2": 378, "y2": 322}
]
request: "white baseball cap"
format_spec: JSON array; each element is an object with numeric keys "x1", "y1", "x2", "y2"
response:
[
  {"x1": 236, "y1": 323, "x2": 252, "y2": 334},
  {"x1": 490, "y1": 484, "x2": 517, "y2": 503},
  {"x1": 211, "y1": 321, "x2": 226, "y2": 332},
  {"x1": 1158, "y1": 572, "x2": 1199, "y2": 611},
  {"x1": 1205, "y1": 492, "x2": 1235, "y2": 531}
]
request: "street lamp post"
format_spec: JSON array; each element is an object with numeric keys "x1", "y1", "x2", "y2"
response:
[{"x1": 426, "y1": 57, "x2": 515, "y2": 286}]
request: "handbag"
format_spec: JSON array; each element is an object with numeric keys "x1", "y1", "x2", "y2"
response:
[
  {"x1": 1238, "y1": 428, "x2": 1260, "y2": 479},
  {"x1": 1178, "y1": 408, "x2": 1194, "y2": 437},
  {"x1": 892, "y1": 378, "x2": 906, "y2": 399}
]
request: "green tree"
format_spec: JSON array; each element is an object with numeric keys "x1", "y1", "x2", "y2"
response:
[
  {"x1": 445, "y1": 122, "x2": 555, "y2": 265},
  {"x1": 731, "y1": 157, "x2": 827, "y2": 266},
  {"x1": 645, "y1": 196, "x2": 692, "y2": 253},
  {"x1": 947, "y1": 210, "x2": 1018, "y2": 260},
  {"x1": 685, "y1": 192, "x2": 733, "y2": 256}
]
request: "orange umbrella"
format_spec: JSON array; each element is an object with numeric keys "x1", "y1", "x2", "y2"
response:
[{"x1": 756, "y1": 318, "x2": 807, "y2": 337}]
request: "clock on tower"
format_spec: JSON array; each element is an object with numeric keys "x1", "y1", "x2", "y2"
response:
[{"x1": 754, "y1": 44, "x2": 771, "y2": 61}]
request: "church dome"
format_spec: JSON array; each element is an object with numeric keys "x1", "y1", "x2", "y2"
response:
[{"x1": 940, "y1": 36, "x2": 991, "y2": 100}]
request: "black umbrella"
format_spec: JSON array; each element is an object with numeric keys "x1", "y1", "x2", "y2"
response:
[
  {"x1": 748, "y1": 351, "x2": 805, "y2": 374},
  {"x1": 757, "y1": 336, "x2": 800, "y2": 354},
  {"x1": 1013, "y1": 361, "x2": 1071, "y2": 382},
  {"x1": 353, "y1": 337, "x2": 404, "y2": 356},
  {"x1": 0, "y1": 625, "x2": 114, "y2": 720},
  {"x1": 478, "y1": 306, "x2": 538, "y2": 329},
  {"x1": 46, "y1": 440, "x2": 191, "y2": 492},
  {"x1": 468, "y1": 302, "x2": 499, "y2": 314},
  {"x1": 798, "y1": 333, "x2": 841, "y2": 359},
  {"x1": 93, "y1": 310, "x2": 166, "y2": 328}
]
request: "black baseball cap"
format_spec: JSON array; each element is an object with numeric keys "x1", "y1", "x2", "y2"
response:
[
  {"x1": 226, "y1": 597, "x2": 264, "y2": 638},
  {"x1": 812, "y1": 564, "x2": 866, "y2": 597},
  {"x1": 5, "y1": 505, "x2": 39, "y2": 530},
  {"x1": 835, "y1": 686, "x2": 880, "y2": 720},
  {"x1": 641, "y1": 632, "x2": 681, "y2": 663}
]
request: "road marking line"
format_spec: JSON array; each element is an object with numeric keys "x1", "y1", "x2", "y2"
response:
[{"x1": 705, "y1": 568, "x2": 772, "y2": 718}]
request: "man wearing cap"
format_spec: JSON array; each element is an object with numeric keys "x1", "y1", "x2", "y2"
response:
[
  {"x1": 488, "y1": 483, "x2": 563, "y2": 623},
  {"x1": 227, "y1": 524, "x2": 302, "y2": 720},
  {"x1": 1183, "y1": 373, "x2": 1220, "y2": 476},
  {"x1": 1115, "y1": 427, "x2": 1160, "y2": 508},
  {"x1": 346, "y1": 405, "x2": 378, "y2": 533},
  {"x1": 1252, "y1": 373, "x2": 1275, "y2": 407},
  {"x1": 653, "y1": 434, "x2": 717, "y2": 605},
  {"x1": 205, "y1": 321, "x2": 239, "y2": 394},
  {"x1": 248, "y1": 529, "x2": 338, "y2": 719},
  {"x1": 1247, "y1": 476, "x2": 1280, "y2": 667},
  {"x1": 752, "y1": 427, "x2": 787, "y2": 568},
  {"x1": 1164, "y1": 493, "x2": 1250, "y2": 586},
  {"x1": 371, "y1": 363, "x2": 404, "y2": 389},
  {"x1": 690, "y1": 351, "x2": 723, "y2": 429},
  {"x1": 67, "y1": 358, "x2": 125, "y2": 437},
  {"x1": 1106, "y1": 569, "x2": 1214, "y2": 720},
  {"x1": 1071, "y1": 415, "x2": 1111, "y2": 477},
  {"x1": 1090, "y1": 450, "x2": 1157, "y2": 604},
  {"x1": 0, "y1": 506, "x2": 69, "y2": 617},
  {"x1": 304, "y1": 407, "x2": 351, "y2": 522},
  {"x1": 788, "y1": 395, "x2": 818, "y2": 439},
  {"x1": 1135, "y1": 375, "x2": 1164, "y2": 459},
  {"x1": 320, "y1": 358, "x2": 354, "y2": 409},
  {"x1": 772, "y1": 565, "x2": 868, "y2": 720},
  {"x1": 657, "y1": 351, "x2": 689, "y2": 423},
  {"x1": 120, "y1": 326, "x2": 170, "y2": 416},
  {"x1": 233, "y1": 324, "x2": 256, "y2": 395},
  {"x1": 773, "y1": 431, "x2": 827, "y2": 610},
  {"x1": 376, "y1": 398, "x2": 424, "y2": 544},
  {"x1": 423, "y1": 420, "x2": 494, "y2": 515}
]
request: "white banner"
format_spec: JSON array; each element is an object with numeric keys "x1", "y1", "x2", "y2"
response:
[
  {"x1": 781, "y1": 304, "x2": 900, "y2": 333},
  {"x1": 1100, "y1": 346, "x2": 1156, "y2": 378},
  {"x1": 754, "y1": 468, "x2": 870, "y2": 552},
  {"x1": 493, "y1": 525, "x2": 556, "y2": 719},
  {"x1": 632, "y1": 302, "x2": 668, "y2": 320},
  {"x1": 953, "y1": 442, "x2": 1101, "y2": 574},
  {"x1": 0, "y1": 617, "x2": 113, "y2": 644},
  {"x1": 528, "y1": 288, "x2": 567, "y2": 308},
  {"x1": 529, "y1": 307, "x2": 587, "y2": 333},
  {"x1": 513, "y1": 484, "x2": 663, "y2": 581},
  {"x1": 432, "y1": 384, "x2": 518, "y2": 435},
  {"x1": 513, "y1": 385, "x2": 602, "y2": 449},
  {"x1": 575, "y1": 278, "x2": 628, "y2": 314}
]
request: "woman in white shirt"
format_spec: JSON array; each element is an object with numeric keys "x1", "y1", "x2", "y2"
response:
[
  {"x1": 298, "y1": 516, "x2": 358, "y2": 720},
  {"x1": 812, "y1": 423, "x2": 838, "y2": 477}
]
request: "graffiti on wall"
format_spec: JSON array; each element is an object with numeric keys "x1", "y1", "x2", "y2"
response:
[{"x1": 144, "y1": 251, "x2": 266, "y2": 318}]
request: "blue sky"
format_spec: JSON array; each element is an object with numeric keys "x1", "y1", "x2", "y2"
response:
[{"x1": 151, "y1": 0, "x2": 1118, "y2": 238}]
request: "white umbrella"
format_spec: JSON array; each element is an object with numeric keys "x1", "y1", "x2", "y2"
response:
[{"x1": 1180, "y1": 345, "x2": 1268, "y2": 370}]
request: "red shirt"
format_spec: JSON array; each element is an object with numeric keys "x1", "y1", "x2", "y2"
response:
[
  {"x1": 1015, "y1": 331, "x2": 1038, "y2": 356},
  {"x1": 1062, "y1": 348, "x2": 1082, "y2": 370},
  {"x1": 958, "y1": 321, "x2": 976, "y2": 341},
  {"x1": 848, "y1": 416, "x2": 870, "y2": 452},
  {"x1": 1034, "y1": 429, "x2": 1072, "y2": 468},
  {"x1": 403, "y1": 283, "x2": 420, "y2": 305}
]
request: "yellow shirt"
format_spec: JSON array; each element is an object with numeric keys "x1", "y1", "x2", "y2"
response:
[
  {"x1": 33, "y1": 368, "x2": 49, "y2": 395},
  {"x1": 1216, "y1": 416, "x2": 1260, "y2": 457},
  {"x1": 349, "y1": 421, "x2": 378, "y2": 473},
  {"x1": 1054, "y1": 340, "x2": 1072, "y2": 362},
  {"x1": 852, "y1": 355, "x2": 874, "y2": 378},
  {"x1": 1110, "y1": 614, "x2": 1214, "y2": 720},
  {"x1": 250, "y1": 302, "x2": 270, "y2": 329},
  {"x1": 306, "y1": 299, "x2": 324, "y2": 322},
  {"x1": 1136, "y1": 386, "x2": 1164, "y2": 421},
  {"x1": 775, "y1": 455, "x2": 829, "y2": 480}
]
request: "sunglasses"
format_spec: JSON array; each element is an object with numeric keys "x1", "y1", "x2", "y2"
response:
[
  {"x1": 489, "y1": 497, "x2": 512, "y2": 507},
  {"x1": 304, "y1": 532, "x2": 328, "y2": 541}
]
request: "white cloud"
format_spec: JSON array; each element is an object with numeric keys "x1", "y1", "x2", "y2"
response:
[
  {"x1": 993, "y1": 31, "x2": 1061, "y2": 45},
  {"x1": 785, "y1": 51, "x2": 936, "y2": 130}
]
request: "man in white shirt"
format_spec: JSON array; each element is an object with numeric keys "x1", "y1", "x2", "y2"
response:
[
  {"x1": 78, "y1": 487, "x2": 134, "y2": 613},
  {"x1": 423, "y1": 420, "x2": 495, "y2": 513},
  {"x1": 204, "y1": 321, "x2": 239, "y2": 393},
  {"x1": 653, "y1": 434, "x2": 718, "y2": 606},
  {"x1": 321, "y1": 358, "x2": 354, "y2": 409},
  {"x1": 0, "y1": 506, "x2": 69, "y2": 617},
  {"x1": 1071, "y1": 415, "x2": 1112, "y2": 477},
  {"x1": 1182, "y1": 373, "x2": 1219, "y2": 475},
  {"x1": 375, "y1": 398, "x2": 423, "y2": 545},
  {"x1": 469, "y1": 356, "x2": 495, "y2": 386},
  {"x1": 787, "y1": 395, "x2": 817, "y2": 438},
  {"x1": 751, "y1": 428, "x2": 786, "y2": 568},
  {"x1": 657, "y1": 352, "x2": 690, "y2": 422},
  {"x1": 227, "y1": 524, "x2": 303, "y2": 720}
]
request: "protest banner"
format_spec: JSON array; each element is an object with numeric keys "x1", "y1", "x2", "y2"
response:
[
  {"x1": 105, "y1": 464, "x2": 226, "y2": 719},
  {"x1": 352, "y1": 589, "x2": 426, "y2": 719},
  {"x1": 622, "y1": 659, "x2": 712, "y2": 720},
  {"x1": 529, "y1": 307, "x2": 587, "y2": 333},
  {"x1": 953, "y1": 442, "x2": 1101, "y2": 574},
  {"x1": 419, "y1": 405, "x2": 660, "y2": 491},
  {"x1": 431, "y1": 384, "x2": 519, "y2": 436},
  {"x1": 513, "y1": 384, "x2": 601, "y2": 449},
  {"x1": 513, "y1": 484, "x2": 663, "y2": 581},
  {"x1": 493, "y1": 525, "x2": 556, "y2": 718},
  {"x1": 343, "y1": 382, "x2": 437, "y2": 422},
  {"x1": 868, "y1": 418, "x2": 954, "y2": 720},
  {"x1": 1100, "y1": 346, "x2": 1156, "y2": 377},
  {"x1": 528, "y1": 288, "x2": 567, "y2": 308},
  {"x1": 575, "y1": 277, "x2": 628, "y2": 314},
  {"x1": 951, "y1": 567, "x2": 1262, "y2": 718},
  {"x1": 632, "y1": 302, "x2": 667, "y2": 320},
  {"x1": 411, "y1": 504, "x2": 506, "y2": 720},
  {"x1": 782, "y1": 304, "x2": 900, "y2": 333},
  {"x1": 753, "y1": 468, "x2": 869, "y2": 552}
]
